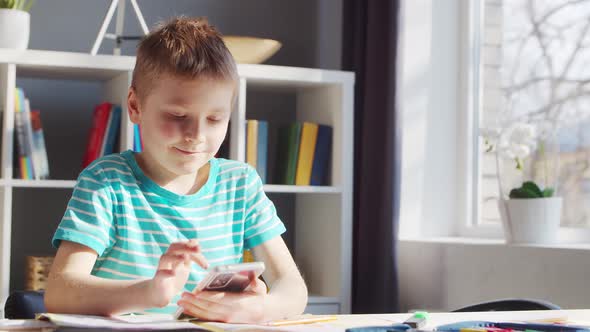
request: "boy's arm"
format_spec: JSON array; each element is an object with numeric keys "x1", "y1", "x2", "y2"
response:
[
  {"x1": 252, "y1": 236, "x2": 308, "y2": 320},
  {"x1": 45, "y1": 240, "x2": 208, "y2": 316},
  {"x1": 45, "y1": 241, "x2": 156, "y2": 316}
]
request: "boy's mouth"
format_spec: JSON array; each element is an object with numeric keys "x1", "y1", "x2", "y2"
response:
[{"x1": 173, "y1": 147, "x2": 205, "y2": 155}]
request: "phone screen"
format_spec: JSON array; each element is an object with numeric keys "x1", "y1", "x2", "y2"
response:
[{"x1": 203, "y1": 270, "x2": 253, "y2": 292}]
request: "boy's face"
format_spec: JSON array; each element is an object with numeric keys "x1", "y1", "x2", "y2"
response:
[{"x1": 128, "y1": 74, "x2": 234, "y2": 177}]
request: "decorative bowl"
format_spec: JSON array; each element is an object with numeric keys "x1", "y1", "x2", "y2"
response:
[{"x1": 223, "y1": 36, "x2": 282, "y2": 64}]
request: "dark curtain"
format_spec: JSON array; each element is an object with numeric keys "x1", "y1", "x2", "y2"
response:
[{"x1": 342, "y1": 0, "x2": 402, "y2": 313}]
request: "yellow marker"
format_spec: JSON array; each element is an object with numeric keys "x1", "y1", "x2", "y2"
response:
[{"x1": 266, "y1": 315, "x2": 338, "y2": 326}]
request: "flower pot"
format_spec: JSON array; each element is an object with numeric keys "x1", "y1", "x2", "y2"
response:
[
  {"x1": 498, "y1": 197, "x2": 562, "y2": 244},
  {"x1": 0, "y1": 9, "x2": 30, "y2": 50}
]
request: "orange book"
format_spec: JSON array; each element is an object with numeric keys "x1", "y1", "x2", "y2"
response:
[
  {"x1": 246, "y1": 120, "x2": 258, "y2": 169},
  {"x1": 295, "y1": 122, "x2": 319, "y2": 185}
]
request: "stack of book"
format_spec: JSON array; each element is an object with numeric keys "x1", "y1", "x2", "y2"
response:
[
  {"x1": 245, "y1": 120, "x2": 268, "y2": 183},
  {"x1": 14, "y1": 87, "x2": 50, "y2": 180},
  {"x1": 82, "y1": 102, "x2": 121, "y2": 168},
  {"x1": 275, "y1": 122, "x2": 332, "y2": 186}
]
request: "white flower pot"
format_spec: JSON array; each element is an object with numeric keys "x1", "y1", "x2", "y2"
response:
[
  {"x1": 498, "y1": 197, "x2": 562, "y2": 244},
  {"x1": 0, "y1": 9, "x2": 30, "y2": 50}
]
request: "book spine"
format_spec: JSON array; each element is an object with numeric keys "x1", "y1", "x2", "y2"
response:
[
  {"x1": 14, "y1": 88, "x2": 30, "y2": 179},
  {"x1": 23, "y1": 99, "x2": 38, "y2": 180},
  {"x1": 98, "y1": 106, "x2": 115, "y2": 158},
  {"x1": 274, "y1": 124, "x2": 289, "y2": 185},
  {"x1": 246, "y1": 120, "x2": 258, "y2": 169},
  {"x1": 285, "y1": 123, "x2": 302, "y2": 185},
  {"x1": 310, "y1": 125, "x2": 333, "y2": 186},
  {"x1": 256, "y1": 120, "x2": 268, "y2": 184},
  {"x1": 82, "y1": 102, "x2": 112, "y2": 168},
  {"x1": 102, "y1": 105, "x2": 121, "y2": 156},
  {"x1": 295, "y1": 122, "x2": 318, "y2": 185},
  {"x1": 133, "y1": 124, "x2": 142, "y2": 152},
  {"x1": 30, "y1": 110, "x2": 50, "y2": 179}
]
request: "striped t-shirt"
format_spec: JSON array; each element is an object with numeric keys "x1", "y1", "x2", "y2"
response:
[{"x1": 52, "y1": 150, "x2": 286, "y2": 313}]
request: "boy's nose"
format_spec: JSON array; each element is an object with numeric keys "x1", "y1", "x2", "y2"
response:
[
  {"x1": 184, "y1": 121, "x2": 206, "y2": 143},
  {"x1": 184, "y1": 133, "x2": 206, "y2": 144}
]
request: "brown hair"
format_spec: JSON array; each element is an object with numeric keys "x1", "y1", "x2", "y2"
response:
[{"x1": 131, "y1": 16, "x2": 238, "y2": 101}]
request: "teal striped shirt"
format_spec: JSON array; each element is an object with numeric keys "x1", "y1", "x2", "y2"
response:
[{"x1": 52, "y1": 150, "x2": 286, "y2": 313}]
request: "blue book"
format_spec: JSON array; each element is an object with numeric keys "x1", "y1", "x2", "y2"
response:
[
  {"x1": 310, "y1": 125, "x2": 332, "y2": 186},
  {"x1": 133, "y1": 124, "x2": 142, "y2": 152},
  {"x1": 102, "y1": 105, "x2": 121, "y2": 156},
  {"x1": 256, "y1": 120, "x2": 268, "y2": 183}
]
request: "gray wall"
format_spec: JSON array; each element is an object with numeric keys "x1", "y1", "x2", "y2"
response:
[{"x1": 11, "y1": 0, "x2": 343, "y2": 291}]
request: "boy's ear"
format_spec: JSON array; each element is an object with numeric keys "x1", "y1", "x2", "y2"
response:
[{"x1": 127, "y1": 87, "x2": 141, "y2": 124}]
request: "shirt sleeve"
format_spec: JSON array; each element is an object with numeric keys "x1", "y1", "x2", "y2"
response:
[
  {"x1": 243, "y1": 165, "x2": 286, "y2": 249},
  {"x1": 52, "y1": 164, "x2": 116, "y2": 256}
]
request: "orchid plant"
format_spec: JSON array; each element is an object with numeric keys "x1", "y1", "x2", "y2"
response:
[
  {"x1": 482, "y1": 121, "x2": 558, "y2": 199},
  {"x1": 0, "y1": 0, "x2": 34, "y2": 11}
]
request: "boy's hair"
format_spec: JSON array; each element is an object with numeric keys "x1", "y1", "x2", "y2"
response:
[{"x1": 131, "y1": 17, "x2": 238, "y2": 101}]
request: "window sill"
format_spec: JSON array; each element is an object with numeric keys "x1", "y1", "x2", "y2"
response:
[{"x1": 398, "y1": 236, "x2": 590, "y2": 251}]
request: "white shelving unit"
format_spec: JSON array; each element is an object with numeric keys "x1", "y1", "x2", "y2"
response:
[{"x1": 0, "y1": 48, "x2": 355, "y2": 316}]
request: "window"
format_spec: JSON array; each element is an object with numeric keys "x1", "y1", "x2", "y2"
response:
[{"x1": 471, "y1": 0, "x2": 590, "y2": 232}]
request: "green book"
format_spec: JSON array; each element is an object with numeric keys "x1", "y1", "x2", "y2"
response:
[{"x1": 275, "y1": 123, "x2": 302, "y2": 185}]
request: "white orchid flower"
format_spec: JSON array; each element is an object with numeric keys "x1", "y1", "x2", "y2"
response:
[
  {"x1": 497, "y1": 122, "x2": 540, "y2": 170},
  {"x1": 506, "y1": 123, "x2": 537, "y2": 148},
  {"x1": 479, "y1": 127, "x2": 501, "y2": 138},
  {"x1": 499, "y1": 142, "x2": 531, "y2": 160}
]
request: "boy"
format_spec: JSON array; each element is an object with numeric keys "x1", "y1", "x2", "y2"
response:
[{"x1": 45, "y1": 17, "x2": 308, "y2": 324}]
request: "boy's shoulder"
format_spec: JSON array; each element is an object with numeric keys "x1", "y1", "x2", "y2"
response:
[
  {"x1": 81, "y1": 152, "x2": 132, "y2": 178},
  {"x1": 215, "y1": 158, "x2": 255, "y2": 178}
]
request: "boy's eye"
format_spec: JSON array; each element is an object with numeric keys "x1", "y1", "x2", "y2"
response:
[
  {"x1": 168, "y1": 113, "x2": 186, "y2": 119},
  {"x1": 208, "y1": 116, "x2": 223, "y2": 123}
]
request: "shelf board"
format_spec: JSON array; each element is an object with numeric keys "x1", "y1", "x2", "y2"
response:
[
  {"x1": 263, "y1": 184, "x2": 342, "y2": 194},
  {"x1": 5, "y1": 179, "x2": 77, "y2": 188},
  {"x1": 308, "y1": 295, "x2": 340, "y2": 304},
  {"x1": 238, "y1": 63, "x2": 354, "y2": 87},
  {"x1": 0, "y1": 49, "x2": 354, "y2": 85},
  {"x1": 0, "y1": 48, "x2": 134, "y2": 81}
]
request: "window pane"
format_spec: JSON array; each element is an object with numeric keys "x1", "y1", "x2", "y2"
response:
[{"x1": 479, "y1": 0, "x2": 590, "y2": 227}]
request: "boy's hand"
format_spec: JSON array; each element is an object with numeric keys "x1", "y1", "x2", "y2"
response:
[
  {"x1": 149, "y1": 240, "x2": 208, "y2": 307},
  {"x1": 177, "y1": 277, "x2": 269, "y2": 324}
]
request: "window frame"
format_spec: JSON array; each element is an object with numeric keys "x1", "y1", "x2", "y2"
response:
[{"x1": 458, "y1": 0, "x2": 590, "y2": 242}]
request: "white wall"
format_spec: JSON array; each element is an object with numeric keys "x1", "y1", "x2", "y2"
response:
[
  {"x1": 399, "y1": 0, "x2": 460, "y2": 238},
  {"x1": 398, "y1": 240, "x2": 590, "y2": 312},
  {"x1": 397, "y1": 0, "x2": 590, "y2": 312}
]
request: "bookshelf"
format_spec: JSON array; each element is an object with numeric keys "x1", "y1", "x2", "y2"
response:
[{"x1": 0, "y1": 48, "x2": 354, "y2": 317}]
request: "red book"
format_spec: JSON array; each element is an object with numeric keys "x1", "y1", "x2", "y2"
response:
[{"x1": 82, "y1": 102, "x2": 112, "y2": 168}]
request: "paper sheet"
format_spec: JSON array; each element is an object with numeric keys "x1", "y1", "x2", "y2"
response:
[
  {"x1": 0, "y1": 319, "x2": 56, "y2": 330},
  {"x1": 36, "y1": 313, "x2": 376, "y2": 331}
]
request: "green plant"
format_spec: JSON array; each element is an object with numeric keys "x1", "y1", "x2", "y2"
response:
[
  {"x1": 0, "y1": 0, "x2": 34, "y2": 11},
  {"x1": 509, "y1": 181, "x2": 554, "y2": 199}
]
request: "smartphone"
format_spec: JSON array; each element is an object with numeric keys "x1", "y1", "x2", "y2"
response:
[
  {"x1": 174, "y1": 262, "x2": 265, "y2": 319},
  {"x1": 197, "y1": 261, "x2": 265, "y2": 292}
]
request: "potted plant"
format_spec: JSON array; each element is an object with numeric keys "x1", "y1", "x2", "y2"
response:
[
  {"x1": 0, "y1": 0, "x2": 34, "y2": 50},
  {"x1": 484, "y1": 121, "x2": 562, "y2": 244}
]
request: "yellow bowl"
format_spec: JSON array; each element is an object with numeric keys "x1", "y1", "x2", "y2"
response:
[{"x1": 222, "y1": 36, "x2": 282, "y2": 64}]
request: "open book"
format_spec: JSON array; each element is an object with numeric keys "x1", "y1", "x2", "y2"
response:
[{"x1": 34, "y1": 313, "x2": 341, "y2": 331}]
